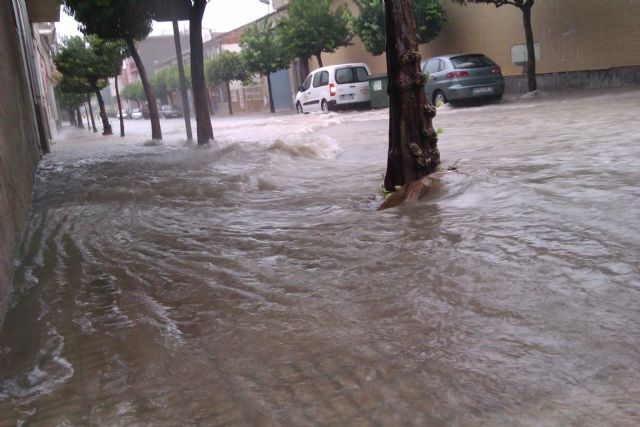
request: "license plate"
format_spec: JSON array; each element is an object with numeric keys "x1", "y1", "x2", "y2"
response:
[
  {"x1": 473, "y1": 87, "x2": 493, "y2": 95},
  {"x1": 340, "y1": 94, "x2": 355, "y2": 101}
]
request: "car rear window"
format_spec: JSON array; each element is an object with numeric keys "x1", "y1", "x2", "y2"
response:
[
  {"x1": 450, "y1": 54, "x2": 496, "y2": 69},
  {"x1": 335, "y1": 67, "x2": 369, "y2": 84}
]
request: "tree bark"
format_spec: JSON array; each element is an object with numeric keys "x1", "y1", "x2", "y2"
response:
[
  {"x1": 126, "y1": 36, "x2": 162, "y2": 140},
  {"x1": 86, "y1": 97, "x2": 98, "y2": 133},
  {"x1": 114, "y1": 74, "x2": 125, "y2": 137},
  {"x1": 521, "y1": 2, "x2": 537, "y2": 92},
  {"x1": 68, "y1": 108, "x2": 77, "y2": 127},
  {"x1": 190, "y1": 0, "x2": 214, "y2": 144},
  {"x1": 226, "y1": 80, "x2": 233, "y2": 115},
  {"x1": 383, "y1": 0, "x2": 440, "y2": 193},
  {"x1": 315, "y1": 53, "x2": 323, "y2": 68},
  {"x1": 93, "y1": 84, "x2": 112, "y2": 135},
  {"x1": 76, "y1": 105, "x2": 84, "y2": 128},
  {"x1": 266, "y1": 73, "x2": 275, "y2": 113}
]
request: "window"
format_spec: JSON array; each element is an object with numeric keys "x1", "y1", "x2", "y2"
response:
[
  {"x1": 425, "y1": 59, "x2": 441, "y2": 75},
  {"x1": 450, "y1": 54, "x2": 496, "y2": 69},
  {"x1": 355, "y1": 67, "x2": 369, "y2": 82},
  {"x1": 302, "y1": 75, "x2": 312, "y2": 91},
  {"x1": 319, "y1": 71, "x2": 329, "y2": 86},
  {"x1": 312, "y1": 72, "x2": 322, "y2": 87},
  {"x1": 335, "y1": 67, "x2": 354, "y2": 84}
]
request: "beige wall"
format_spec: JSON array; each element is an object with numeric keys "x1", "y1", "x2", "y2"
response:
[{"x1": 312, "y1": 0, "x2": 640, "y2": 77}]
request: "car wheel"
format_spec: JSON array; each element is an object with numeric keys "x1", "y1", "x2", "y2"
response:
[
  {"x1": 321, "y1": 99, "x2": 329, "y2": 112},
  {"x1": 296, "y1": 102, "x2": 303, "y2": 114},
  {"x1": 433, "y1": 90, "x2": 447, "y2": 106}
]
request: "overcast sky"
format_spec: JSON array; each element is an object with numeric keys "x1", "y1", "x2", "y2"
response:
[{"x1": 57, "y1": 0, "x2": 271, "y2": 38}]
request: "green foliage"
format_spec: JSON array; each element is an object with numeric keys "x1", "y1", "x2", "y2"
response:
[
  {"x1": 89, "y1": 36, "x2": 128, "y2": 77},
  {"x1": 352, "y1": 0, "x2": 446, "y2": 55},
  {"x1": 205, "y1": 51, "x2": 248, "y2": 86},
  {"x1": 54, "y1": 36, "x2": 111, "y2": 92},
  {"x1": 240, "y1": 19, "x2": 290, "y2": 76},
  {"x1": 63, "y1": 0, "x2": 153, "y2": 42},
  {"x1": 148, "y1": 63, "x2": 192, "y2": 100},
  {"x1": 277, "y1": 0, "x2": 353, "y2": 62},
  {"x1": 121, "y1": 80, "x2": 144, "y2": 101}
]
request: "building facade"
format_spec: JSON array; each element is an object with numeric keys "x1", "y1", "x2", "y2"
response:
[{"x1": 1, "y1": 0, "x2": 59, "y2": 326}]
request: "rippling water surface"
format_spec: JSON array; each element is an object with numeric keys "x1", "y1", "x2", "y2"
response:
[{"x1": 1, "y1": 89, "x2": 639, "y2": 426}]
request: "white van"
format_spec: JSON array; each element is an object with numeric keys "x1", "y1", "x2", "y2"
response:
[{"x1": 295, "y1": 63, "x2": 371, "y2": 113}]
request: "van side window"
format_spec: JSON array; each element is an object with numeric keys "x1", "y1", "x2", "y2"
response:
[
  {"x1": 303, "y1": 75, "x2": 312, "y2": 91},
  {"x1": 355, "y1": 67, "x2": 369, "y2": 82},
  {"x1": 335, "y1": 68, "x2": 353, "y2": 84},
  {"x1": 312, "y1": 72, "x2": 323, "y2": 87},
  {"x1": 319, "y1": 71, "x2": 329, "y2": 86}
]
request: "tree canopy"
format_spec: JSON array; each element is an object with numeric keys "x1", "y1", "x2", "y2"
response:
[
  {"x1": 240, "y1": 19, "x2": 290, "y2": 77},
  {"x1": 205, "y1": 51, "x2": 248, "y2": 86},
  {"x1": 122, "y1": 80, "x2": 145, "y2": 101},
  {"x1": 277, "y1": 0, "x2": 353, "y2": 67},
  {"x1": 352, "y1": 0, "x2": 446, "y2": 56}
]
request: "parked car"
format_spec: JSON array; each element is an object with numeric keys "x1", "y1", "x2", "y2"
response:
[
  {"x1": 160, "y1": 104, "x2": 183, "y2": 118},
  {"x1": 116, "y1": 109, "x2": 129, "y2": 119},
  {"x1": 295, "y1": 63, "x2": 371, "y2": 113},
  {"x1": 421, "y1": 53, "x2": 505, "y2": 105},
  {"x1": 130, "y1": 108, "x2": 143, "y2": 120}
]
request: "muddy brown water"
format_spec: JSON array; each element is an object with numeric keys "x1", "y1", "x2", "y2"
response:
[{"x1": 1, "y1": 89, "x2": 639, "y2": 426}]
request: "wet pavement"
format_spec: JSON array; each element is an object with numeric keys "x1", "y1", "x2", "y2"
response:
[{"x1": 1, "y1": 88, "x2": 639, "y2": 426}]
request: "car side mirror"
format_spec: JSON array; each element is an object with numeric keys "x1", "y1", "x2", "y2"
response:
[{"x1": 298, "y1": 86, "x2": 304, "y2": 93}]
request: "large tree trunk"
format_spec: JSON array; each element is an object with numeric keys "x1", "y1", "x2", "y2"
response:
[
  {"x1": 383, "y1": 0, "x2": 440, "y2": 193},
  {"x1": 75, "y1": 105, "x2": 83, "y2": 128},
  {"x1": 522, "y1": 2, "x2": 537, "y2": 92},
  {"x1": 93, "y1": 84, "x2": 112, "y2": 135},
  {"x1": 315, "y1": 53, "x2": 323, "y2": 68},
  {"x1": 86, "y1": 97, "x2": 98, "y2": 133},
  {"x1": 126, "y1": 37, "x2": 162, "y2": 140},
  {"x1": 114, "y1": 74, "x2": 125, "y2": 137},
  {"x1": 226, "y1": 80, "x2": 233, "y2": 115},
  {"x1": 266, "y1": 74, "x2": 275, "y2": 113},
  {"x1": 68, "y1": 108, "x2": 77, "y2": 127},
  {"x1": 190, "y1": 0, "x2": 214, "y2": 145}
]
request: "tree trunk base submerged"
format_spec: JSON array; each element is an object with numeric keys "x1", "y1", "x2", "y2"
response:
[{"x1": 378, "y1": 171, "x2": 455, "y2": 210}]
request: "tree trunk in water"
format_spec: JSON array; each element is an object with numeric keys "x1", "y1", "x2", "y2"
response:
[
  {"x1": 126, "y1": 37, "x2": 162, "y2": 140},
  {"x1": 383, "y1": 0, "x2": 440, "y2": 193},
  {"x1": 114, "y1": 75, "x2": 125, "y2": 137},
  {"x1": 315, "y1": 53, "x2": 323, "y2": 68},
  {"x1": 86, "y1": 98, "x2": 98, "y2": 133},
  {"x1": 93, "y1": 85, "x2": 112, "y2": 135},
  {"x1": 68, "y1": 108, "x2": 77, "y2": 126},
  {"x1": 190, "y1": 0, "x2": 214, "y2": 145},
  {"x1": 266, "y1": 74, "x2": 275, "y2": 113},
  {"x1": 226, "y1": 80, "x2": 233, "y2": 115},
  {"x1": 522, "y1": 3, "x2": 537, "y2": 92},
  {"x1": 76, "y1": 105, "x2": 83, "y2": 128}
]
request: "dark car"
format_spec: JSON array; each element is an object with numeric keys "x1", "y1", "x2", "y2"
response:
[
  {"x1": 421, "y1": 53, "x2": 505, "y2": 106},
  {"x1": 160, "y1": 104, "x2": 183, "y2": 118}
]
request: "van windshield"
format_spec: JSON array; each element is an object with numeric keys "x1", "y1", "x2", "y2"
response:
[{"x1": 335, "y1": 67, "x2": 369, "y2": 84}]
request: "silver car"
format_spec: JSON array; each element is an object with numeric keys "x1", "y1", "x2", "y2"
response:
[{"x1": 421, "y1": 54, "x2": 505, "y2": 105}]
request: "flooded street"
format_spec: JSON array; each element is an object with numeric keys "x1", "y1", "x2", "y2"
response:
[{"x1": 1, "y1": 89, "x2": 639, "y2": 426}]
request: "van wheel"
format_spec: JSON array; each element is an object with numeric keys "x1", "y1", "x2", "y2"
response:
[
  {"x1": 321, "y1": 99, "x2": 329, "y2": 112},
  {"x1": 296, "y1": 102, "x2": 303, "y2": 114},
  {"x1": 433, "y1": 90, "x2": 447, "y2": 106}
]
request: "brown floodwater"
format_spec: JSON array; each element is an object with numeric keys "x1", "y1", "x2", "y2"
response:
[{"x1": 1, "y1": 89, "x2": 639, "y2": 426}]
